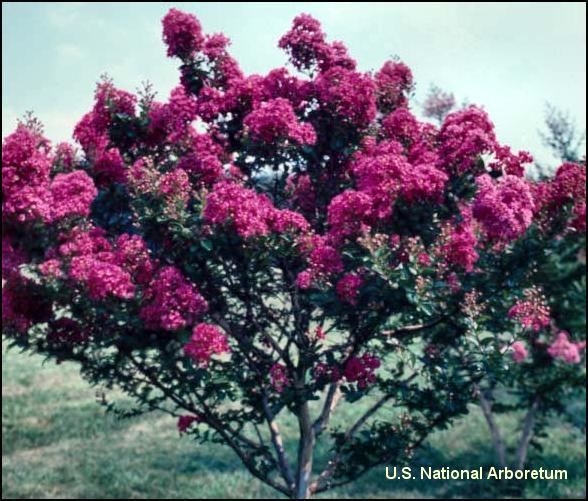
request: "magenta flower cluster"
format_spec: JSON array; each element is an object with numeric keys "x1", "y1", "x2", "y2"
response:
[
  {"x1": 336, "y1": 272, "x2": 363, "y2": 305},
  {"x1": 343, "y1": 353, "x2": 381, "y2": 389},
  {"x1": 243, "y1": 98, "x2": 316, "y2": 146},
  {"x1": 204, "y1": 181, "x2": 309, "y2": 239},
  {"x1": 269, "y1": 363, "x2": 290, "y2": 393},
  {"x1": 508, "y1": 288, "x2": 551, "y2": 332},
  {"x1": 140, "y1": 266, "x2": 208, "y2": 332},
  {"x1": 3, "y1": 125, "x2": 97, "y2": 224},
  {"x1": 162, "y1": 8, "x2": 204, "y2": 59},
  {"x1": 547, "y1": 331, "x2": 586, "y2": 364},
  {"x1": 278, "y1": 13, "x2": 355, "y2": 73},
  {"x1": 510, "y1": 341, "x2": 529, "y2": 363},
  {"x1": 183, "y1": 323, "x2": 230, "y2": 366},
  {"x1": 473, "y1": 174, "x2": 535, "y2": 242}
]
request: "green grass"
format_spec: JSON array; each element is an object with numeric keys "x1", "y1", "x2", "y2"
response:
[{"x1": 2, "y1": 344, "x2": 586, "y2": 499}]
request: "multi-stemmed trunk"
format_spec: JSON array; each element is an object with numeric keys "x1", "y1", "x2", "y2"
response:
[{"x1": 478, "y1": 387, "x2": 541, "y2": 470}]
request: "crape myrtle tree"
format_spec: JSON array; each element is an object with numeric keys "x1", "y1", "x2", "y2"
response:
[
  {"x1": 2, "y1": 9, "x2": 586, "y2": 498},
  {"x1": 473, "y1": 106, "x2": 586, "y2": 470},
  {"x1": 421, "y1": 90, "x2": 587, "y2": 471}
]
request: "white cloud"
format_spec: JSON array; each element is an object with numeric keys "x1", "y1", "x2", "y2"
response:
[
  {"x1": 56, "y1": 43, "x2": 83, "y2": 59},
  {"x1": 45, "y1": 3, "x2": 86, "y2": 28}
]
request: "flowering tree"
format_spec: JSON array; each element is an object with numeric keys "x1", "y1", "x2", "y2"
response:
[
  {"x1": 422, "y1": 85, "x2": 456, "y2": 124},
  {"x1": 474, "y1": 126, "x2": 586, "y2": 470},
  {"x1": 3, "y1": 9, "x2": 586, "y2": 499},
  {"x1": 419, "y1": 91, "x2": 587, "y2": 471}
]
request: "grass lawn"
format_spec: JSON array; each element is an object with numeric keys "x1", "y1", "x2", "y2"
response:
[{"x1": 2, "y1": 343, "x2": 586, "y2": 499}]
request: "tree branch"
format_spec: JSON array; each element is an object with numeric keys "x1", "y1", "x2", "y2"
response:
[
  {"x1": 475, "y1": 385, "x2": 506, "y2": 467},
  {"x1": 312, "y1": 382, "x2": 342, "y2": 435},
  {"x1": 516, "y1": 396, "x2": 540, "y2": 469},
  {"x1": 262, "y1": 395, "x2": 295, "y2": 491}
]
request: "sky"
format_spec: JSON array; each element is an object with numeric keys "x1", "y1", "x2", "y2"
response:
[{"x1": 2, "y1": 2, "x2": 586, "y2": 166}]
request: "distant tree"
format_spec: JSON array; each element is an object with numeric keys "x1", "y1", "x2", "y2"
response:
[
  {"x1": 540, "y1": 103, "x2": 585, "y2": 163},
  {"x1": 422, "y1": 85, "x2": 456, "y2": 124}
]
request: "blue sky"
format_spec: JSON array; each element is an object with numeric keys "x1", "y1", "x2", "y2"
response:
[{"x1": 2, "y1": 2, "x2": 586, "y2": 165}]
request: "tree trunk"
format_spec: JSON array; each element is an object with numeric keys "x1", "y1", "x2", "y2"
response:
[
  {"x1": 516, "y1": 397, "x2": 540, "y2": 469},
  {"x1": 477, "y1": 387, "x2": 506, "y2": 467},
  {"x1": 295, "y1": 399, "x2": 315, "y2": 499}
]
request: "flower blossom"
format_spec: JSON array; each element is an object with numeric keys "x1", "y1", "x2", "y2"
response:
[
  {"x1": 374, "y1": 60, "x2": 413, "y2": 111},
  {"x1": 547, "y1": 331, "x2": 586, "y2": 364},
  {"x1": 510, "y1": 341, "x2": 528, "y2": 363},
  {"x1": 473, "y1": 174, "x2": 535, "y2": 241},
  {"x1": 49, "y1": 170, "x2": 97, "y2": 221},
  {"x1": 140, "y1": 266, "x2": 208, "y2": 331},
  {"x1": 343, "y1": 353, "x2": 380, "y2": 389},
  {"x1": 183, "y1": 323, "x2": 230, "y2": 366},
  {"x1": 243, "y1": 98, "x2": 316, "y2": 146},
  {"x1": 177, "y1": 415, "x2": 200, "y2": 434},
  {"x1": 162, "y1": 8, "x2": 204, "y2": 59},
  {"x1": 336, "y1": 272, "x2": 363, "y2": 305},
  {"x1": 508, "y1": 287, "x2": 551, "y2": 332},
  {"x1": 269, "y1": 363, "x2": 290, "y2": 393}
]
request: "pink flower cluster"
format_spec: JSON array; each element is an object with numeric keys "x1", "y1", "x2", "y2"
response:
[
  {"x1": 508, "y1": 287, "x2": 551, "y2": 332},
  {"x1": 204, "y1": 181, "x2": 309, "y2": 239},
  {"x1": 381, "y1": 107, "x2": 420, "y2": 145},
  {"x1": 490, "y1": 145, "x2": 533, "y2": 177},
  {"x1": 374, "y1": 60, "x2": 413, "y2": 111},
  {"x1": 296, "y1": 236, "x2": 344, "y2": 289},
  {"x1": 278, "y1": 14, "x2": 356, "y2": 73},
  {"x1": 437, "y1": 106, "x2": 497, "y2": 175},
  {"x1": 69, "y1": 257, "x2": 135, "y2": 300},
  {"x1": 92, "y1": 147, "x2": 127, "y2": 186},
  {"x1": 547, "y1": 331, "x2": 586, "y2": 364},
  {"x1": 175, "y1": 133, "x2": 224, "y2": 187},
  {"x1": 314, "y1": 67, "x2": 376, "y2": 127},
  {"x1": 159, "y1": 168, "x2": 191, "y2": 212},
  {"x1": 145, "y1": 85, "x2": 202, "y2": 145},
  {"x1": 183, "y1": 323, "x2": 230, "y2": 366},
  {"x1": 49, "y1": 170, "x2": 97, "y2": 221},
  {"x1": 204, "y1": 181, "x2": 275, "y2": 238},
  {"x1": 140, "y1": 266, "x2": 208, "y2": 331},
  {"x1": 53, "y1": 142, "x2": 77, "y2": 171},
  {"x1": 348, "y1": 142, "x2": 448, "y2": 222},
  {"x1": 55, "y1": 227, "x2": 156, "y2": 300},
  {"x1": 535, "y1": 162, "x2": 586, "y2": 233},
  {"x1": 400, "y1": 163, "x2": 449, "y2": 204},
  {"x1": 73, "y1": 81, "x2": 135, "y2": 185},
  {"x1": 243, "y1": 98, "x2": 316, "y2": 146},
  {"x1": 2, "y1": 125, "x2": 52, "y2": 223},
  {"x1": 269, "y1": 363, "x2": 290, "y2": 393},
  {"x1": 350, "y1": 142, "x2": 406, "y2": 219},
  {"x1": 115, "y1": 234, "x2": 156, "y2": 286},
  {"x1": 162, "y1": 8, "x2": 204, "y2": 59},
  {"x1": 435, "y1": 208, "x2": 479, "y2": 272},
  {"x1": 336, "y1": 272, "x2": 363, "y2": 305},
  {"x1": 473, "y1": 174, "x2": 535, "y2": 241},
  {"x1": 343, "y1": 353, "x2": 381, "y2": 389},
  {"x1": 327, "y1": 190, "x2": 373, "y2": 242},
  {"x1": 510, "y1": 341, "x2": 528, "y2": 363}
]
